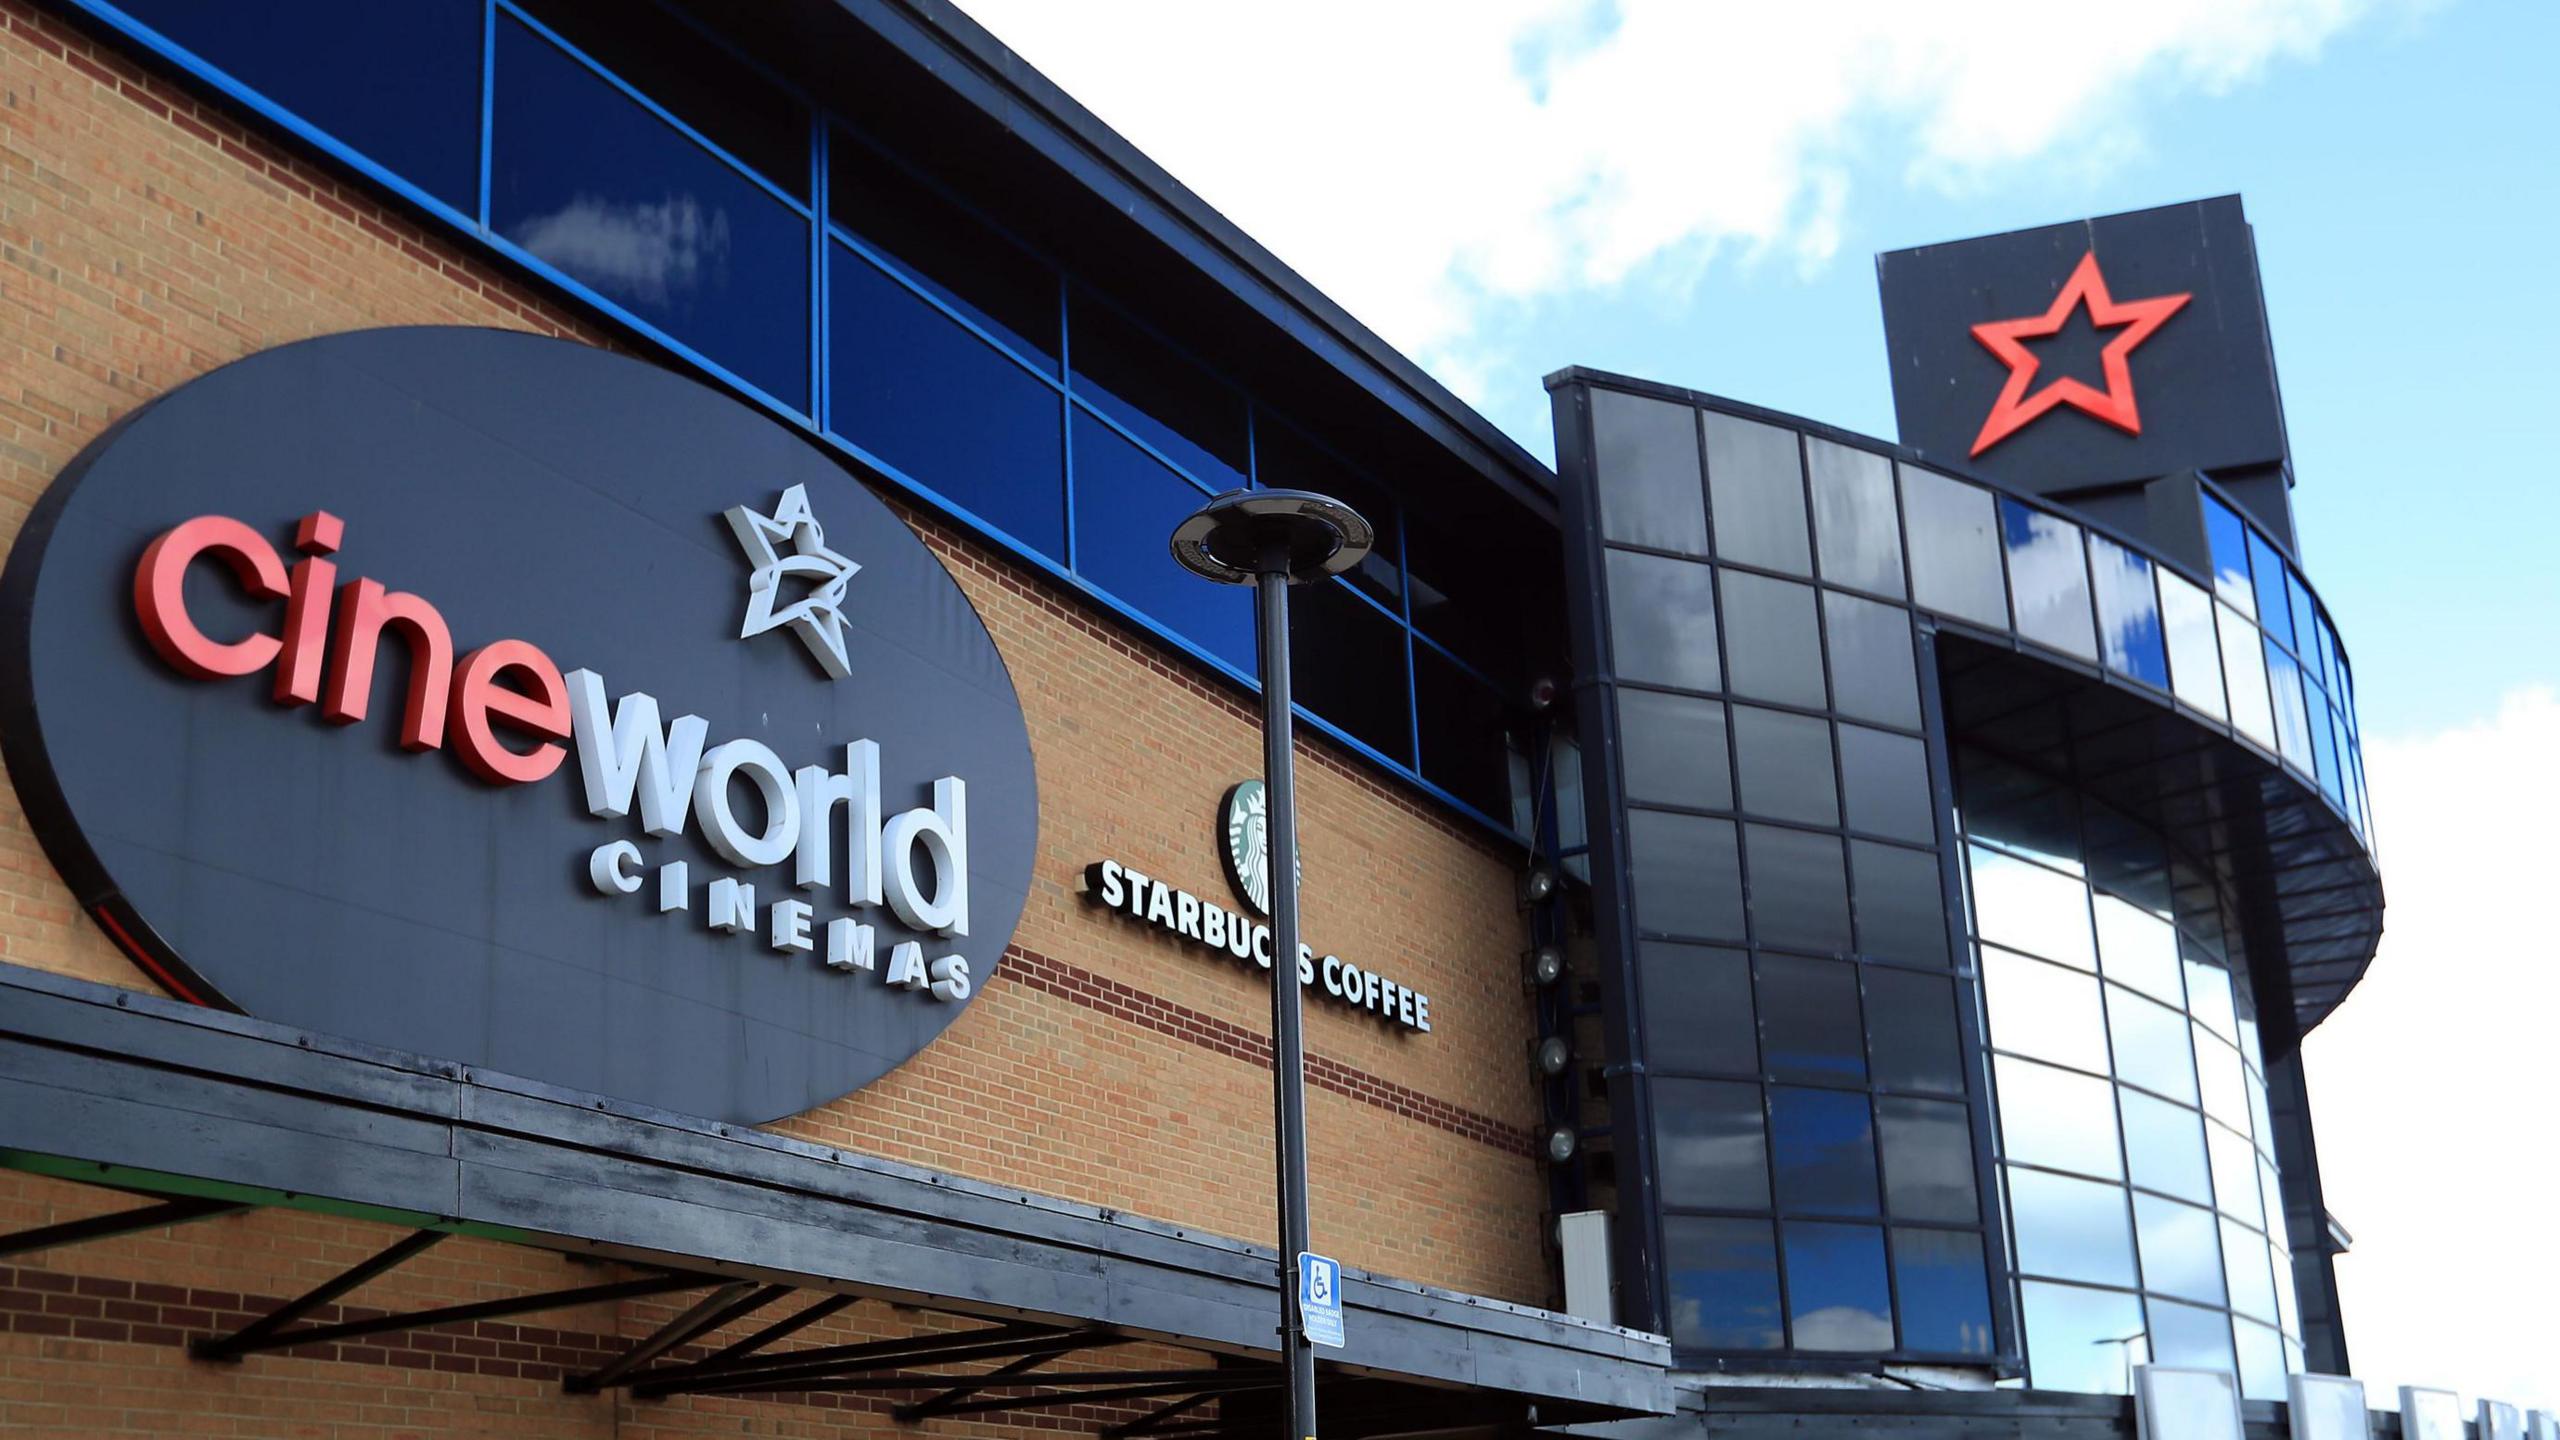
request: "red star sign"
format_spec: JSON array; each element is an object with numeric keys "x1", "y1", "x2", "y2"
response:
[{"x1": 1968, "y1": 250, "x2": 2191, "y2": 456}]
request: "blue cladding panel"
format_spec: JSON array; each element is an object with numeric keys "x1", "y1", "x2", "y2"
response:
[
  {"x1": 828, "y1": 243, "x2": 1066, "y2": 560},
  {"x1": 492, "y1": 16, "x2": 810, "y2": 409},
  {"x1": 116, "y1": 0, "x2": 483, "y2": 212}
]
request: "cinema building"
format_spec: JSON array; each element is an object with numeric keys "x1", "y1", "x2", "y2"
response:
[{"x1": 0, "y1": 1, "x2": 2427, "y2": 1436}]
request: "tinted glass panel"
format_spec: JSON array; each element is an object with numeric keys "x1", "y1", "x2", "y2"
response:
[
  {"x1": 1069, "y1": 411, "x2": 1252, "y2": 671},
  {"x1": 2109, "y1": 988, "x2": 2199, "y2": 1106},
  {"x1": 517, "y1": 0, "x2": 806, "y2": 193},
  {"x1": 2020, "y1": 1281, "x2": 2146, "y2": 1395},
  {"x1": 1807, "y1": 438, "x2": 1904, "y2": 596},
  {"x1": 1960, "y1": 752, "x2": 2082, "y2": 873},
  {"x1": 2219, "y1": 606, "x2": 2277, "y2": 748},
  {"x1": 2001, "y1": 499, "x2": 2097, "y2": 659},
  {"x1": 2185, "y1": 958, "x2": 2238, "y2": 1042},
  {"x1": 1759, "y1": 956, "x2": 1865, "y2": 1083},
  {"x1": 2147, "y1": 1298, "x2": 2238, "y2": 1375},
  {"x1": 121, "y1": 0, "x2": 482, "y2": 211},
  {"x1": 1746, "y1": 824, "x2": 1852, "y2": 954},
  {"x1": 1655, "y1": 1079, "x2": 1770, "y2": 1210},
  {"x1": 2222, "y1": 1217, "x2": 2277, "y2": 1322},
  {"x1": 1719, "y1": 572, "x2": 1826, "y2": 708},
  {"x1": 1662, "y1": 1217, "x2": 1783, "y2": 1350},
  {"x1": 2195, "y1": 1028, "x2": 2249, "y2": 1131},
  {"x1": 1628, "y1": 810, "x2": 1743, "y2": 941},
  {"x1": 1412, "y1": 645, "x2": 1510, "y2": 819},
  {"x1": 1984, "y1": 948, "x2": 2109, "y2": 1073},
  {"x1": 2233, "y1": 1318, "x2": 2286, "y2": 1401},
  {"x1": 2247, "y1": 530, "x2": 2293, "y2": 648},
  {"x1": 1892, "y1": 1228, "x2": 1993, "y2": 1355},
  {"x1": 2207, "y1": 1122, "x2": 2262, "y2": 1228},
  {"x1": 1852, "y1": 841, "x2": 1949, "y2": 966},
  {"x1": 1591, "y1": 391, "x2": 1707, "y2": 556},
  {"x1": 1865, "y1": 969, "x2": 1963, "y2": 1095},
  {"x1": 1901, "y1": 467, "x2": 2007, "y2": 629},
  {"x1": 1703, "y1": 413, "x2": 1810, "y2": 575},
  {"x1": 2267, "y1": 643, "x2": 2314, "y2": 773},
  {"x1": 1838, "y1": 725, "x2": 1935, "y2": 844},
  {"x1": 1640, "y1": 942, "x2": 1756, "y2": 1075},
  {"x1": 495, "y1": 17, "x2": 810, "y2": 408},
  {"x1": 1408, "y1": 515, "x2": 1537, "y2": 695},
  {"x1": 1995, "y1": 1056, "x2": 2122, "y2": 1179},
  {"x1": 830, "y1": 130, "x2": 1058, "y2": 362},
  {"x1": 2009, "y1": 1167, "x2": 2136, "y2": 1286},
  {"x1": 2093, "y1": 895, "x2": 2184, "y2": 1007},
  {"x1": 1822, "y1": 591, "x2": 1920, "y2": 728},
  {"x1": 831, "y1": 240, "x2": 1064, "y2": 547},
  {"x1": 2158, "y1": 570, "x2": 2227, "y2": 719},
  {"x1": 2202, "y1": 495, "x2": 2254, "y2": 616},
  {"x1": 1968, "y1": 846, "x2": 2095, "y2": 969},
  {"x1": 2090, "y1": 536, "x2": 2170, "y2": 689},
  {"x1": 2309, "y1": 693, "x2": 2344, "y2": 805},
  {"x1": 1781, "y1": 1223, "x2": 1893, "y2": 1351},
  {"x1": 2120, "y1": 1088, "x2": 2213, "y2": 1204},
  {"x1": 1876, "y1": 1096, "x2": 1977, "y2": 1222},
  {"x1": 2134, "y1": 1193, "x2": 2227, "y2": 1305},
  {"x1": 1069, "y1": 295, "x2": 1245, "y2": 491},
  {"x1": 1733, "y1": 707, "x2": 1837, "y2": 826},
  {"x1": 1769, "y1": 1087, "x2": 1879, "y2": 1216},
  {"x1": 1606, "y1": 551, "x2": 1721, "y2": 691},
  {"x1": 1619, "y1": 691, "x2": 1732, "y2": 811},
  {"x1": 1289, "y1": 579, "x2": 1412, "y2": 764},
  {"x1": 2287, "y1": 573, "x2": 2322, "y2": 679},
  {"x1": 1253, "y1": 419, "x2": 1401, "y2": 607}
]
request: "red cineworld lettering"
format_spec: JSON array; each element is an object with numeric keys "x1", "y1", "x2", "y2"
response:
[{"x1": 131, "y1": 511, "x2": 569, "y2": 785}]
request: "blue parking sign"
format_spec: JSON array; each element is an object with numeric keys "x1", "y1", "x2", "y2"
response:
[{"x1": 1297, "y1": 1251, "x2": 1344, "y2": 1348}]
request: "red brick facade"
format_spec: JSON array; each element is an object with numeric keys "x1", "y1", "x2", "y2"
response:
[{"x1": 0, "y1": 2, "x2": 1551, "y2": 1432}]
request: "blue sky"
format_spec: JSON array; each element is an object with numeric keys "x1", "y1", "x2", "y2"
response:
[{"x1": 961, "y1": 0, "x2": 2560, "y2": 1409}]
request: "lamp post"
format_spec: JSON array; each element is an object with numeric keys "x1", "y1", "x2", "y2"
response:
[{"x1": 1171, "y1": 488, "x2": 1373, "y2": 1440}]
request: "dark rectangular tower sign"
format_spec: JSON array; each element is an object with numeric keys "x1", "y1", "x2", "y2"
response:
[{"x1": 1877, "y1": 196, "x2": 2290, "y2": 505}]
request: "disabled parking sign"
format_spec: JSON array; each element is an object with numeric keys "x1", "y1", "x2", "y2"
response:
[{"x1": 1297, "y1": 1252, "x2": 1344, "y2": 1348}]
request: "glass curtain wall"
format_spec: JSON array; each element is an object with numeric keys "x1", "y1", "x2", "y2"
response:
[
  {"x1": 1956, "y1": 749, "x2": 2306, "y2": 1399},
  {"x1": 87, "y1": 0, "x2": 1533, "y2": 829},
  {"x1": 1584, "y1": 389, "x2": 2005, "y2": 1366}
]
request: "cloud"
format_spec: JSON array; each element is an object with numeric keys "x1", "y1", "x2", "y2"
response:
[
  {"x1": 2306, "y1": 687, "x2": 2560, "y2": 1413},
  {"x1": 953, "y1": 0, "x2": 2392, "y2": 416},
  {"x1": 507, "y1": 194, "x2": 731, "y2": 309}
]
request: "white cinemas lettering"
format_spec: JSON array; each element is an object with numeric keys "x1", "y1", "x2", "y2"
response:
[{"x1": 570, "y1": 670, "x2": 972, "y2": 1004}]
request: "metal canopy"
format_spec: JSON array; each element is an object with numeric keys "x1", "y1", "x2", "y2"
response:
[{"x1": 0, "y1": 964, "x2": 1672, "y2": 1433}]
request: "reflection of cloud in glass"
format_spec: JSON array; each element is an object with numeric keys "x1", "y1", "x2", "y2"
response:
[
  {"x1": 508, "y1": 192, "x2": 731, "y2": 307},
  {"x1": 2090, "y1": 537, "x2": 2168, "y2": 686},
  {"x1": 2003, "y1": 503, "x2": 2094, "y2": 655},
  {"x1": 1789, "y1": 1302, "x2": 1894, "y2": 1351}
]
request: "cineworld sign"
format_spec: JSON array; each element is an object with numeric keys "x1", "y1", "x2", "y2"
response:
[{"x1": 0, "y1": 328, "x2": 1038, "y2": 1124}]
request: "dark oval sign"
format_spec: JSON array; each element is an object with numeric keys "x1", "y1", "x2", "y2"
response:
[{"x1": 0, "y1": 327, "x2": 1038, "y2": 1123}]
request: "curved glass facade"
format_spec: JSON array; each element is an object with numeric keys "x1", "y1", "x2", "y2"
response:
[
  {"x1": 1554, "y1": 373, "x2": 2374, "y2": 1381},
  {"x1": 1958, "y1": 749, "x2": 2304, "y2": 1398}
]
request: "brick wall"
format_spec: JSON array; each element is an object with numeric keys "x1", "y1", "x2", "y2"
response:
[{"x1": 0, "y1": 3, "x2": 1553, "y2": 1432}]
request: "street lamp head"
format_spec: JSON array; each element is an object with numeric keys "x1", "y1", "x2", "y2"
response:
[{"x1": 1170, "y1": 489, "x2": 1374, "y2": 586}]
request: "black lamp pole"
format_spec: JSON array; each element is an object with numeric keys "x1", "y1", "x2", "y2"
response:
[{"x1": 1171, "y1": 488, "x2": 1373, "y2": 1440}]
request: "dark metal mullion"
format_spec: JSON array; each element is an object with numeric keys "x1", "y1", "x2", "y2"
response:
[
  {"x1": 810, "y1": 115, "x2": 829, "y2": 434},
  {"x1": 207, "y1": 1272, "x2": 717, "y2": 1356},
  {"x1": 567, "y1": 1279, "x2": 775, "y2": 1393},
  {"x1": 1059, "y1": 275, "x2": 1078, "y2": 573},
  {"x1": 192, "y1": 1228, "x2": 448, "y2": 1361},
  {"x1": 0, "y1": 1196, "x2": 249, "y2": 1260}
]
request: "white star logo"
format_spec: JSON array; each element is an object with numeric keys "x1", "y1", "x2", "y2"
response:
[{"x1": 722, "y1": 484, "x2": 860, "y2": 679}]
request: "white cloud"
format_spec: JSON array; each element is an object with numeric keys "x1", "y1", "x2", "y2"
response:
[
  {"x1": 953, "y1": 0, "x2": 2391, "y2": 415},
  {"x1": 507, "y1": 193, "x2": 730, "y2": 308},
  {"x1": 2306, "y1": 687, "x2": 2560, "y2": 1413}
]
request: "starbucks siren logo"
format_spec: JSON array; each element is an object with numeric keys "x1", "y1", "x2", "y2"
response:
[{"x1": 1219, "y1": 780, "x2": 1299, "y2": 917}]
